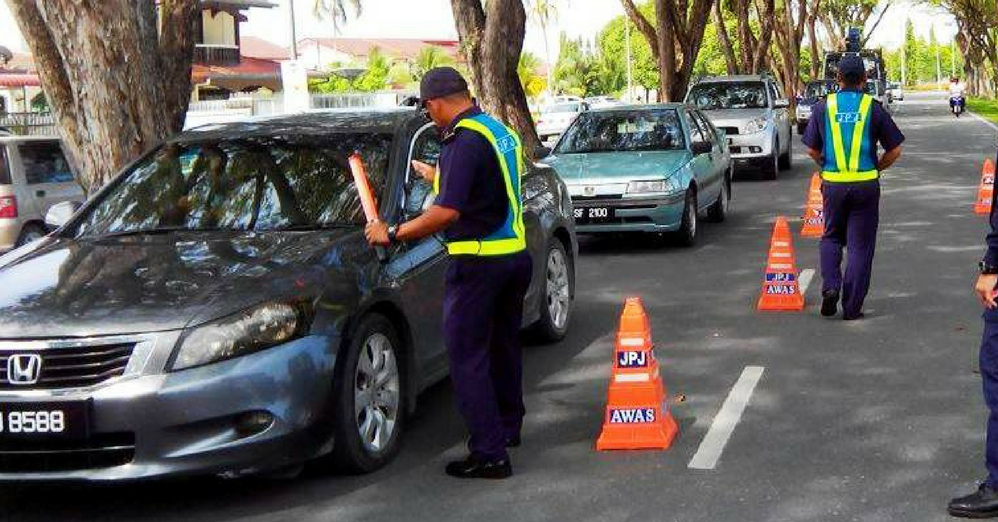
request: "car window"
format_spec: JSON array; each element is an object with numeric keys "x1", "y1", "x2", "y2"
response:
[
  {"x1": 554, "y1": 108, "x2": 686, "y2": 154},
  {"x1": 406, "y1": 125, "x2": 440, "y2": 215},
  {"x1": 0, "y1": 147, "x2": 10, "y2": 185},
  {"x1": 687, "y1": 112, "x2": 707, "y2": 144},
  {"x1": 19, "y1": 141, "x2": 74, "y2": 185},
  {"x1": 543, "y1": 103, "x2": 581, "y2": 114},
  {"x1": 693, "y1": 112, "x2": 717, "y2": 143},
  {"x1": 72, "y1": 133, "x2": 394, "y2": 237},
  {"x1": 688, "y1": 82, "x2": 768, "y2": 110}
]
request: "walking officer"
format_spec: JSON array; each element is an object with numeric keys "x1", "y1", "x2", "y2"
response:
[
  {"x1": 802, "y1": 54, "x2": 905, "y2": 320},
  {"x1": 949, "y1": 149, "x2": 998, "y2": 518},
  {"x1": 365, "y1": 67, "x2": 532, "y2": 479}
]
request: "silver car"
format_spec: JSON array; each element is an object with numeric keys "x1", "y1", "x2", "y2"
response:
[
  {"x1": 536, "y1": 101, "x2": 590, "y2": 143},
  {"x1": 686, "y1": 75, "x2": 793, "y2": 180}
]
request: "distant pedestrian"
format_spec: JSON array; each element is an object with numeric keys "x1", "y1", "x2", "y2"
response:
[{"x1": 802, "y1": 54, "x2": 905, "y2": 320}]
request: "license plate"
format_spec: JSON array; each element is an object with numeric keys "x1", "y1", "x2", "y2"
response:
[
  {"x1": 0, "y1": 401, "x2": 89, "y2": 440},
  {"x1": 573, "y1": 206, "x2": 614, "y2": 224}
]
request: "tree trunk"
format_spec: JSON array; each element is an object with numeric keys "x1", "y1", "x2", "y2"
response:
[
  {"x1": 450, "y1": 0, "x2": 542, "y2": 154},
  {"x1": 7, "y1": 0, "x2": 199, "y2": 192},
  {"x1": 713, "y1": 1, "x2": 739, "y2": 75},
  {"x1": 807, "y1": 4, "x2": 822, "y2": 80}
]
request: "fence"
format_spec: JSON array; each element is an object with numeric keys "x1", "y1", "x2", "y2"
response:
[{"x1": 0, "y1": 112, "x2": 57, "y2": 136}]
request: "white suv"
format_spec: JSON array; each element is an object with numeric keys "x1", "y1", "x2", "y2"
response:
[
  {"x1": 685, "y1": 75, "x2": 794, "y2": 180},
  {"x1": 0, "y1": 135, "x2": 84, "y2": 253}
]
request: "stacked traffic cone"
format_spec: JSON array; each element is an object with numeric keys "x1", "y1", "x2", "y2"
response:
[
  {"x1": 975, "y1": 158, "x2": 995, "y2": 215},
  {"x1": 800, "y1": 173, "x2": 824, "y2": 237},
  {"x1": 596, "y1": 297, "x2": 679, "y2": 451},
  {"x1": 757, "y1": 216, "x2": 805, "y2": 311}
]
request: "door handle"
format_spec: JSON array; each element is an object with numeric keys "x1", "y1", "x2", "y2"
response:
[{"x1": 35, "y1": 190, "x2": 45, "y2": 198}]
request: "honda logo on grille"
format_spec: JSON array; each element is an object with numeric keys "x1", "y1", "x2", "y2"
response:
[{"x1": 7, "y1": 354, "x2": 42, "y2": 385}]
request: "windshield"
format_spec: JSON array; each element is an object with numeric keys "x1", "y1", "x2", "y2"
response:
[
  {"x1": 555, "y1": 109, "x2": 685, "y2": 154},
  {"x1": 544, "y1": 103, "x2": 582, "y2": 114},
  {"x1": 70, "y1": 133, "x2": 393, "y2": 238},
  {"x1": 805, "y1": 82, "x2": 837, "y2": 100},
  {"x1": 688, "y1": 82, "x2": 768, "y2": 110}
]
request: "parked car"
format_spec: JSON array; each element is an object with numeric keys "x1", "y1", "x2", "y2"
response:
[
  {"x1": 685, "y1": 75, "x2": 793, "y2": 180},
  {"x1": 0, "y1": 108, "x2": 577, "y2": 480},
  {"x1": 796, "y1": 80, "x2": 836, "y2": 134},
  {"x1": 0, "y1": 136, "x2": 84, "y2": 253},
  {"x1": 541, "y1": 104, "x2": 732, "y2": 245},
  {"x1": 887, "y1": 81, "x2": 904, "y2": 101},
  {"x1": 585, "y1": 96, "x2": 623, "y2": 109},
  {"x1": 552, "y1": 95, "x2": 584, "y2": 104},
  {"x1": 536, "y1": 101, "x2": 590, "y2": 143}
]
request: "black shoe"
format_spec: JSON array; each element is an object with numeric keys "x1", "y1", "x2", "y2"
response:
[
  {"x1": 949, "y1": 483, "x2": 998, "y2": 518},
  {"x1": 843, "y1": 312, "x2": 865, "y2": 321},
  {"x1": 821, "y1": 290, "x2": 840, "y2": 317},
  {"x1": 506, "y1": 435, "x2": 521, "y2": 448},
  {"x1": 445, "y1": 455, "x2": 512, "y2": 479}
]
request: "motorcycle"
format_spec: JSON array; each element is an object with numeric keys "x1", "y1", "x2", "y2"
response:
[{"x1": 951, "y1": 95, "x2": 965, "y2": 117}]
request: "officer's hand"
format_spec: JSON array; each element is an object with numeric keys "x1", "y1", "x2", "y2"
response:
[
  {"x1": 411, "y1": 160, "x2": 437, "y2": 183},
  {"x1": 365, "y1": 220, "x2": 390, "y2": 247},
  {"x1": 976, "y1": 274, "x2": 998, "y2": 308}
]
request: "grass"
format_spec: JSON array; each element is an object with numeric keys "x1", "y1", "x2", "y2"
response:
[{"x1": 968, "y1": 97, "x2": 998, "y2": 125}]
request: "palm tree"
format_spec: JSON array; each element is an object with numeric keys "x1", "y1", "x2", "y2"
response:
[
  {"x1": 313, "y1": 0, "x2": 362, "y2": 34},
  {"x1": 527, "y1": 0, "x2": 565, "y2": 99},
  {"x1": 413, "y1": 46, "x2": 455, "y2": 78}
]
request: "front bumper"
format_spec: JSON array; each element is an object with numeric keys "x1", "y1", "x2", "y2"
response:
[
  {"x1": 726, "y1": 130, "x2": 775, "y2": 161},
  {"x1": 571, "y1": 194, "x2": 687, "y2": 233},
  {"x1": 0, "y1": 333, "x2": 339, "y2": 481}
]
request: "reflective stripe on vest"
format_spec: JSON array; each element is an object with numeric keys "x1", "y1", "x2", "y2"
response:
[
  {"x1": 437, "y1": 114, "x2": 526, "y2": 256},
  {"x1": 822, "y1": 92, "x2": 878, "y2": 183}
]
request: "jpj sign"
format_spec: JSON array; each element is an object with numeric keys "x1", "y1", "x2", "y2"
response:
[
  {"x1": 766, "y1": 273, "x2": 796, "y2": 282},
  {"x1": 617, "y1": 350, "x2": 648, "y2": 368}
]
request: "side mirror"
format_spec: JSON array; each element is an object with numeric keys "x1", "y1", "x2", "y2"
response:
[
  {"x1": 692, "y1": 141, "x2": 712, "y2": 155},
  {"x1": 533, "y1": 146, "x2": 552, "y2": 159},
  {"x1": 44, "y1": 200, "x2": 82, "y2": 230},
  {"x1": 774, "y1": 98, "x2": 790, "y2": 108}
]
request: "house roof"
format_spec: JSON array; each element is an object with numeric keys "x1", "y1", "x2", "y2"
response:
[
  {"x1": 192, "y1": 56, "x2": 281, "y2": 83},
  {"x1": 298, "y1": 38, "x2": 462, "y2": 62},
  {"x1": 240, "y1": 36, "x2": 290, "y2": 61},
  {"x1": 0, "y1": 73, "x2": 41, "y2": 88}
]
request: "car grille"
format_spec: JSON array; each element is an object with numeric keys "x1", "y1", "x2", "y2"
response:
[
  {"x1": 0, "y1": 433, "x2": 135, "y2": 472},
  {"x1": 0, "y1": 343, "x2": 135, "y2": 390},
  {"x1": 718, "y1": 126, "x2": 739, "y2": 135}
]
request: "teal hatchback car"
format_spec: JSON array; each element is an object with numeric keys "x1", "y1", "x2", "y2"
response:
[{"x1": 541, "y1": 104, "x2": 733, "y2": 245}]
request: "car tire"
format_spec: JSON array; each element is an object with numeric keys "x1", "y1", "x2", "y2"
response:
[
  {"x1": 329, "y1": 313, "x2": 405, "y2": 474},
  {"x1": 530, "y1": 239, "x2": 573, "y2": 343},
  {"x1": 15, "y1": 223, "x2": 46, "y2": 248},
  {"x1": 762, "y1": 141, "x2": 779, "y2": 180},
  {"x1": 675, "y1": 188, "x2": 698, "y2": 247},
  {"x1": 778, "y1": 139, "x2": 792, "y2": 171},
  {"x1": 707, "y1": 168, "x2": 731, "y2": 223}
]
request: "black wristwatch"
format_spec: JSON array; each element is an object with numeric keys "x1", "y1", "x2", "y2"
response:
[
  {"x1": 387, "y1": 224, "x2": 399, "y2": 245},
  {"x1": 980, "y1": 260, "x2": 998, "y2": 275}
]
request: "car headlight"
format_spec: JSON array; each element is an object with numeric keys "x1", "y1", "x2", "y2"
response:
[
  {"x1": 743, "y1": 116, "x2": 769, "y2": 134},
  {"x1": 627, "y1": 177, "x2": 684, "y2": 196},
  {"x1": 171, "y1": 302, "x2": 306, "y2": 371}
]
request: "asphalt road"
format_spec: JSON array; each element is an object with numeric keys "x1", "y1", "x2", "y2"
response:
[{"x1": 4, "y1": 92, "x2": 998, "y2": 522}]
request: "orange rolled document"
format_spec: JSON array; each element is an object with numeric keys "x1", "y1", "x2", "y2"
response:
[{"x1": 348, "y1": 152, "x2": 379, "y2": 222}]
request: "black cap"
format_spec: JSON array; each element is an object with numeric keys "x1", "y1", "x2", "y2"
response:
[
  {"x1": 838, "y1": 54, "x2": 866, "y2": 77},
  {"x1": 419, "y1": 67, "x2": 469, "y2": 105}
]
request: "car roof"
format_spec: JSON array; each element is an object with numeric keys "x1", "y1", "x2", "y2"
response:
[
  {"x1": 695, "y1": 75, "x2": 769, "y2": 83},
  {"x1": 175, "y1": 108, "x2": 425, "y2": 142},
  {"x1": 589, "y1": 103, "x2": 687, "y2": 112}
]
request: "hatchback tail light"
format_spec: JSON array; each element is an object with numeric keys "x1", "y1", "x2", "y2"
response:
[{"x1": 0, "y1": 196, "x2": 17, "y2": 219}]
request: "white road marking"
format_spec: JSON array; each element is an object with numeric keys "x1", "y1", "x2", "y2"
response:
[
  {"x1": 799, "y1": 268, "x2": 815, "y2": 295},
  {"x1": 688, "y1": 366, "x2": 765, "y2": 470}
]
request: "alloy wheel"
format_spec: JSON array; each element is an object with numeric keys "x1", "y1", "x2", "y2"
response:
[
  {"x1": 354, "y1": 332, "x2": 400, "y2": 454},
  {"x1": 546, "y1": 247, "x2": 571, "y2": 331}
]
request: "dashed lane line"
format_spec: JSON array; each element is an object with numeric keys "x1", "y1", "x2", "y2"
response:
[{"x1": 687, "y1": 366, "x2": 765, "y2": 470}]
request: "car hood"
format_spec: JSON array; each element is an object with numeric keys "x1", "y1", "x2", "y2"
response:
[
  {"x1": 0, "y1": 230, "x2": 359, "y2": 339},
  {"x1": 543, "y1": 151, "x2": 692, "y2": 183},
  {"x1": 700, "y1": 108, "x2": 770, "y2": 127}
]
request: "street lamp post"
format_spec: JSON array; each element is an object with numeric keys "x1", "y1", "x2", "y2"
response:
[{"x1": 288, "y1": 0, "x2": 298, "y2": 60}]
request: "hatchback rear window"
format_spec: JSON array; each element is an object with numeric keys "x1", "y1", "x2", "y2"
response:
[
  {"x1": 19, "y1": 141, "x2": 74, "y2": 185},
  {"x1": 0, "y1": 147, "x2": 10, "y2": 185}
]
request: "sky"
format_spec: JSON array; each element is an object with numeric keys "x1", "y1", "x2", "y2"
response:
[{"x1": 0, "y1": 0, "x2": 959, "y2": 62}]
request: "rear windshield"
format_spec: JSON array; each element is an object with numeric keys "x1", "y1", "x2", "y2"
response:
[
  {"x1": 19, "y1": 141, "x2": 74, "y2": 185},
  {"x1": 555, "y1": 109, "x2": 685, "y2": 154},
  {"x1": 0, "y1": 147, "x2": 10, "y2": 185},
  {"x1": 71, "y1": 133, "x2": 394, "y2": 238},
  {"x1": 543, "y1": 103, "x2": 582, "y2": 114},
  {"x1": 805, "y1": 82, "x2": 837, "y2": 100}
]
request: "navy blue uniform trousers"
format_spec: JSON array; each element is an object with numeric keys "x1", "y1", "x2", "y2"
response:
[
  {"x1": 820, "y1": 180, "x2": 881, "y2": 317},
  {"x1": 443, "y1": 251, "x2": 533, "y2": 460},
  {"x1": 982, "y1": 308, "x2": 998, "y2": 486}
]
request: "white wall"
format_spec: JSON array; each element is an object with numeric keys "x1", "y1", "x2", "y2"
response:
[
  {"x1": 202, "y1": 10, "x2": 236, "y2": 46},
  {"x1": 299, "y1": 42, "x2": 357, "y2": 71}
]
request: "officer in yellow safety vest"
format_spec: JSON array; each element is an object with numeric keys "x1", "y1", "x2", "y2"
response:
[
  {"x1": 365, "y1": 67, "x2": 531, "y2": 479},
  {"x1": 802, "y1": 54, "x2": 905, "y2": 320}
]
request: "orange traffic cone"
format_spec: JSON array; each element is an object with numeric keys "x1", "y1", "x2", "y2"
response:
[
  {"x1": 596, "y1": 297, "x2": 679, "y2": 451},
  {"x1": 801, "y1": 173, "x2": 824, "y2": 237},
  {"x1": 757, "y1": 216, "x2": 805, "y2": 311},
  {"x1": 975, "y1": 158, "x2": 995, "y2": 215}
]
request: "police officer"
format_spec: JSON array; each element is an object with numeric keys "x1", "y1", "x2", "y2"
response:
[
  {"x1": 802, "y1": 55, "x2": 905, "y2": 320},
  {"x1": 365, "y1": 67, "x2": 531, "y2": 479},
  {"x1": 950, "y1": 149, "x2": 998, "y2": 518}
]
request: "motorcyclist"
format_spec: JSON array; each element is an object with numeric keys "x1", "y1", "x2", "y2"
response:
[{"x1": 950, "y1": 77, "x2": 967, "y2": 115}]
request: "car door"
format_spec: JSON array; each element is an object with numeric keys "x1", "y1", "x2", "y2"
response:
[
  {"x1": 384, "y1": 123, "x2": 449, "y2": 384},
  {"x1": 685, "y1": 110, "x2": 719, "y2": 208},
  {"x1": 11, "y1": 140, "x2": 83, "y2": 221},
  {"x1": 768, "y1": 81, "x2": 790, "y2": 150},
  {"x1": 693, "y1": 110, "x2": 726, "y2": 188}
]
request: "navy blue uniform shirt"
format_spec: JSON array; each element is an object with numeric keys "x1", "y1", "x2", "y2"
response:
[
  {"x1": 986, "y1": 149, "x2": 998, "y2": 265},
  {"x1": 434, "y1": 107, "x2": 509, "y2": 243},
  {"x1": 801, "y1": 87, "x2": 906, "y2": 174}
]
